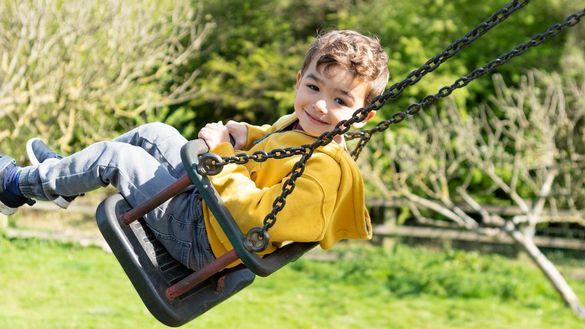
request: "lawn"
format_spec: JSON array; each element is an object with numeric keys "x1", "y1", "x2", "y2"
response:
[{"x1": 1, "y1": 235, "x2": 584, "y2": 329}]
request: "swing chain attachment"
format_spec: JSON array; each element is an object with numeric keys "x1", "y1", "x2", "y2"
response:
[
  {"x1": 244, "y1": 227, "x2": 270, "y2": 252},
  {"x1": 197, "y1": 153, "x2": 224, "y2": 176}
]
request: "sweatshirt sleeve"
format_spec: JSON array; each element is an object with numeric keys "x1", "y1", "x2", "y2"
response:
[
  {"x1": 209, "y1": 142, "x2": 341, "y2": 243},
  {"x1": 243, "y1": 122, "x2": 272, "y2": 150}
]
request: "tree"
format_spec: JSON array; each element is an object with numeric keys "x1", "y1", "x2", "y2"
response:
[
  {"x1": 359, "y1": 70, "x2": 585, "y2": 318},
  {"x1": 0, "y1": 0, "x2": 214, "y2": 159},
  {"x1": 182, "y1": 0, "x2": 353, "y2": 133},
  {"x1": 342, "y1": 0, "x2": 583, "y2": 117}
]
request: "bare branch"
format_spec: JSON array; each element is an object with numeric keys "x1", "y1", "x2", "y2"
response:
[{"x1": 0, "y1": 0, "x2": 215, "y2": 157}]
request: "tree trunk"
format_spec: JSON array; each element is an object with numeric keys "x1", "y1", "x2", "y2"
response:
[{"x1": 507, "y1": 227, "x2": 585, "y2": 319}]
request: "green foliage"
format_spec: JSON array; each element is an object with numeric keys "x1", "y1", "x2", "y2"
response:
[
  {"x1": 338, "y1": 0, "x2": 581, "y2": 116},
  {"x1": 0, "y1": 0, "x2": 210, "y2": 159},
  {"x1": 4, "y1": 0, "x2": 581, "y2": 148},
  {"x1": 168, "y1": 0, "x2": 353, "y2": 136},
  {"x1": 158, "y1": 0, "x2": 584, "y2": 139}
]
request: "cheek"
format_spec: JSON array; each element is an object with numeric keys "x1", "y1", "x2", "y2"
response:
[
  {"x1": 334, "y1": 110, "x2": 353, "y2": 122},
  {"x1": 294, "y1": 91, "x2": 309, "y2": 107},
  {"x1": 293, "y1": 96, "x2": 301, "y2": 109}
]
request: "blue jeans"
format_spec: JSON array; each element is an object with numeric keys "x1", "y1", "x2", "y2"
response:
[{"x1": 18, "y1": 122, "x2": 215, "y2": 271}]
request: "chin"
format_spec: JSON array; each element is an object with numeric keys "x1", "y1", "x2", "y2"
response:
[{"x1": 305, "y1": 128, "x2": 325, "y2": 138}]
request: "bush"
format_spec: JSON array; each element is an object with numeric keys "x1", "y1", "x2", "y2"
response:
[
  {"x1": 0, "y1": 0, "x2": 213, "y2": 159},
  {"x1": 338, "y1": 0, "x2": 581, "y2": 115},
  {"x1": 175, "y1": 0, "x2": 352, "y2": 135}
]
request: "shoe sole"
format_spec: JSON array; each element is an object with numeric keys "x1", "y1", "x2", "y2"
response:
[
  {"x1": 0, "y1": 202, "x2": 17, "y2": 216},
  {"x1": 26, "y1": 138, "x2": 70, "y2": 209}
]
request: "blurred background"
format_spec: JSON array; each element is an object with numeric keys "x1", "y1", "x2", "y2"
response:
[{"x1": 0, "y1": 0, "x2": 584, "y2": 328}]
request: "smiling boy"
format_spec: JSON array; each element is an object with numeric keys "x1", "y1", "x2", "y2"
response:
[
  {"x1": 0, "y1": 30, "x2": 389, "y2": 270},
  {"x1": 198, "y1": 30, "x2": 389, "y2": 259}
]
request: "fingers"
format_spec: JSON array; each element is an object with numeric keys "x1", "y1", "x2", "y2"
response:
[
  {"x1": 203, "y1": 121, "x2": 223, "y2": 127},
  {"x1": 197, "y1": 121, "x2": 231, "y2": 150},
  {"x1": 224, "y1": 121, "x2": 247, "y2": 150}
]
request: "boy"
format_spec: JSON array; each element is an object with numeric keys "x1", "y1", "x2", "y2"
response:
[{"x1": 0, "y1": 30, "x2": 389, "y2": 271}]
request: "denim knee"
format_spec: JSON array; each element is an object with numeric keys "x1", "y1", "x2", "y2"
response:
[{"x1": 139, "y1": 122, "x2": 181, "y2": 140}]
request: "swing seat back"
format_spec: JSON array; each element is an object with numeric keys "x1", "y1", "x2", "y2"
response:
[{"x1": 96, "y1": 193, "x2": 255, "y2": 327}]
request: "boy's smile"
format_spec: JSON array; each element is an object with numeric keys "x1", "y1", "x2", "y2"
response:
[{"x1": 294, "y1": 60, "x2": 374, "y2": 144}]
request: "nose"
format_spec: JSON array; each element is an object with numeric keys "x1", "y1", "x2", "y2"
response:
[{"x1": 314, "y1": 99, "x2": 328, "y2": 114}]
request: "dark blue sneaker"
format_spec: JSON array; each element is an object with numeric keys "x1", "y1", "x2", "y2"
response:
[
  {"x1": 26, "y1": 138, "x2": 77, "y2": 209},
  {"x1": 26, "y1": 137, "x2": 63, "y2": 162},
  {"x1": 0, "y1": 155, "x2": 35, "y2": 215}
]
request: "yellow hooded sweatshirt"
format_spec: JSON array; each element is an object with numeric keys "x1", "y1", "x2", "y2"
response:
[{"x1": 202, "y1": 113, "x2": 372, "y2": 261}]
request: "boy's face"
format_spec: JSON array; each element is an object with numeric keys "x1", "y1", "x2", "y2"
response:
[{"x1": 294, "y1": 60, "x2": 374, "y2": 143}]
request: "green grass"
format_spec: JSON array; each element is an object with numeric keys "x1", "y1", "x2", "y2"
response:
[{"x1": 1, "y1": 236, "x2": 584, "y2": 329}]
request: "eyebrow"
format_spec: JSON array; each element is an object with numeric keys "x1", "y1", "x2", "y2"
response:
[
  {"x1": 306, "y1": 73, "x2": 322, "y2": 83},
  {"x1": 306, "y1": 73, "x2": 355, "y2": 101}
]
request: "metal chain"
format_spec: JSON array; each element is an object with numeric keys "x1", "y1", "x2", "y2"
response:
[
  {"x1": 197, "y1": 0, "x2": 533, "y2": 247},
  {"x1": 250, "y1": 8, "x2": 584, "y2": 248},
  {"x1": 348, "y1": 8, "x2": 585, "y2": 159},
  {"x1": 367, "y1": 0, "x2": 530, "y2": 106},
  {"x1": 197, "y1": 2, "x2": 585, "y2": 250},
  {"x1": 200, "y1": 0, "x2": 529, "y2": 174}
]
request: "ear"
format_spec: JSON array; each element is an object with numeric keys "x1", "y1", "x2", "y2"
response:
[
  {"x1": 295, "y1": 71, "x2": 302, "y2": 90},
  {"x1": 352, "y1": 111, "x2": 376, "y2": 129}
]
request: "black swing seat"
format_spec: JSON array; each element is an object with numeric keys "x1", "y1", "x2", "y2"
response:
[
  {"x1": 95, "y1": 139, "x2": 317, "y2": 326},
  {"x1": 96, "y1": 193, "x2": 255, "y2": 327}
]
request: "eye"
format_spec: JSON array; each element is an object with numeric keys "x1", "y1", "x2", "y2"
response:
[
  {"x1": 307, "y1": 84, "x2": 319, "y2": 91},
  {"x1": 334, "y1": 98, "x2": 347, "y2": 106}
]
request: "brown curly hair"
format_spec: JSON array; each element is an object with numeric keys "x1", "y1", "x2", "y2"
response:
[{"x1": 301, "y1": 30, "x2": 390, "y2": 106}]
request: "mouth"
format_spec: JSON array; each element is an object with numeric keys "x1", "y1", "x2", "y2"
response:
[{"x1": 305, "y1": 110, "x2": 328, "y2": 125}]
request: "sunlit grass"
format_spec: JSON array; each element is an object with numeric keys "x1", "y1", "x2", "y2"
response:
[{"x1": 0, "y1": 236, "x2": 583, "y2": 329}]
